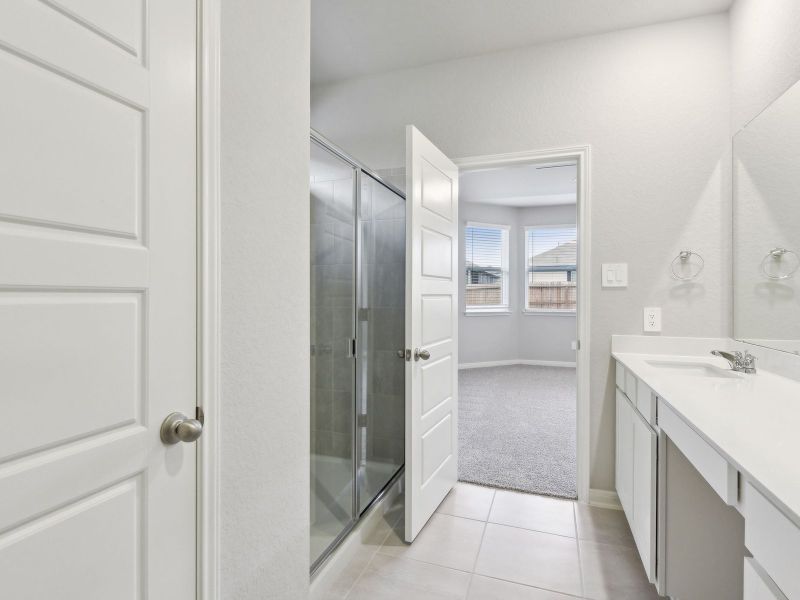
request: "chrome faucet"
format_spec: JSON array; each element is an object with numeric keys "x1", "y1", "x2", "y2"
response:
[{"x1": 711, "y1": 350, "x2": 757, "y2": 374}]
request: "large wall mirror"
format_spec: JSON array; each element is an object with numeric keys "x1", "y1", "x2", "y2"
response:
[{"x1": 733, "y1": 79, "x2": 800, "y2": 354}]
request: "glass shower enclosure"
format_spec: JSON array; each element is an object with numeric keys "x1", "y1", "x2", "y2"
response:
[{"x1": 310, "y1": 132, "x2": 405, "y2": 571}]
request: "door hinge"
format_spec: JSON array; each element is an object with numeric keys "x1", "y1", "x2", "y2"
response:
[
  {"x1": 346, "y1": 338, "x2": 357, "y2": 358},
  {"x1": 357, "y1": 414, "x2": 368, "y2": 428}
]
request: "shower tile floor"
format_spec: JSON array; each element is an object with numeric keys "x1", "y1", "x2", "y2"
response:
[{"x1": 314, "y1": 483, "x2": 662, "y2": 600}]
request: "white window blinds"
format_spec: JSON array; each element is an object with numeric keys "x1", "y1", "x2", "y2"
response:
[
  {"x1": 465, "y1": 223, "x2": 509, "y2": 311},
  {"x1": 525, "y1": 225, "x2": 577, "y2": 312}
]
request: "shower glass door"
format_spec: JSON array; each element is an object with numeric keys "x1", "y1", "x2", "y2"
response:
[
  {"x1": 356, "y1": 173, "x2": 406, "y2": 513},
  {"x1": 310, "y1": 140, "x2": 356, "y2": 567}
]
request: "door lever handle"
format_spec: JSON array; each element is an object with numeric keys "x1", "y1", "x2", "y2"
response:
[{"x1": 414, "y1": 348, "x2": 431, "y2": 361}]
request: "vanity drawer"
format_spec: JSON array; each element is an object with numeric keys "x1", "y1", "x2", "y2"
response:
[
  {"x1": 744, "y1": 558, "x2": 788, "y2": 600},
  {"x1": 658, "y1": 402, "x2": 737, "y2": 505},
  {"x1": 745, "y1": 483, "x2": 800, "y2": 599},
  {"x1": 636, "y1": 381, "x2": 656, "y2": 427},
  {"x1": 615, "y1": 360, "x2": 626, "y2": 392},
  {"x1": 615, "y1": 360, "x2": 637, "y2": 399},
  {"x1": 625, "y1": 369, "x2": 637, "y2": 400}
]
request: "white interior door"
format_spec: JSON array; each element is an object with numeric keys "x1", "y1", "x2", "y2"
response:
[
  {"x1": 0, "y1": 2, "x2": 197, "y2": 599},
  {"x1": 405, "y1": 125, "x2": 459, "y2": 542}
]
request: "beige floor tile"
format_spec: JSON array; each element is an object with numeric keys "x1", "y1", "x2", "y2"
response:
[
  {"x1": 488, "y1": 491, "x2": 576, "y2": 537},
  {"x1": 579, "y1": 540, "x2": 662, "y2": 600},
  {"x1": 346, "y1": 553, "x2": 471, "y2": 600},
  {"x1": 574, "y1": 504, "x2": 635, "y2": 548},
  {"x1": 437, "y1": 483, "x2": 496, "y2": 521},
  {"x1": 467, "y1": 575, "x2": 583, "y2": 599},
  {"x1": 474, "y1": 524, "x2": 583, "y2": 597},
  {"x1": 379, "y1": 513, "x2": 486, "y2": 572}
]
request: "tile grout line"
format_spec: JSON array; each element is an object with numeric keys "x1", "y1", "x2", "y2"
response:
[
  {"x1": 574, "y1": 502, "x2": 586, "y2": 598},
  {"x1": 466, "y1": 488, "x2": 497, "y2": 593},
  {"x1": 462, "y1": 489, "x2": 495, "y2": 600},
  {"x1": 342, "y1": 503, "x2": 405, "y2": 599},
  {"x1": 355, "y1": 490, "x2": 640, "y2": 599},
  {"x1": 474, "y1": 573, "x2": 588, "y2": 600}
]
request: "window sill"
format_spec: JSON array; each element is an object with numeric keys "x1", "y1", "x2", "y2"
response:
[
  {"x1": 522, "y1": 310, "x2": 576, "y2": 317},
  {"x1": 464, "y1": 309, "x2": 512, "y2": 317}
]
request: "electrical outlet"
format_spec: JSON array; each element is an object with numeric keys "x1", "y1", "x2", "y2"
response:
[{"x1": 643, "y1": 307, "x2": 661, "y2": 332}]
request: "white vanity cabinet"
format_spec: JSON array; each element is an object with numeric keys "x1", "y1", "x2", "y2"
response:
[
  {"x1": 614, "y1": 361, "x2": 657, "y2": 582},
  {"x1": 615, "y1": 389, "x2": 633, "y2": 516},
  {"x1": 612, "y1": 338, "x2": 800, "y2": 599},
  {"x1": 744, "y1": 558, "x2": 789, "y2": 600},
  {"x1": 744, "y1": 483, "x2": 800, "y2": 599}
]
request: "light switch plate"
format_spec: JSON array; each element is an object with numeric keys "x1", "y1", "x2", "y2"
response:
[
  {"x1": 643, "y1": 307, "x2": 662, "y2": 332},
  {"x1": 601, "y1": 263, "x2": 628, "y2": 288}
]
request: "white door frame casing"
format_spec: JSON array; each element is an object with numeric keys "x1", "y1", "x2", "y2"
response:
[
  {"x1": 198, "y1": 0, "x2": 221, "y2": 598},
  {"x1": 454, "y1": 146, "x2": 592, "y2": 504}
]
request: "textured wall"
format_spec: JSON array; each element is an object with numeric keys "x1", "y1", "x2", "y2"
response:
[
  {"x1": 730, "y1": 0, "x2": 800, "y2": 129},
  {"x1": 312, "y1": 15, "x2": 731, "y2": 492},
  {"x1": 220, "y1": 0, "x2": 310, "y2": 597},
  {"x1": 459, "y1": 202, "x2": 577, "y2": 365}
]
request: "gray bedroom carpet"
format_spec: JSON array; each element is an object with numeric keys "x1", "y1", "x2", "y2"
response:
[{"x1": 458, "y1": 365, "x2": 577, "y2": 499}]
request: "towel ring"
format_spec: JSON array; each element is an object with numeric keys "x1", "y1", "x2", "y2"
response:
[
  {"x1": 670, "y1": 250, "x2": 704, "y2": 281},
  {"x1": 760, "y1": 247, "x2": 799, "y2": 280}
]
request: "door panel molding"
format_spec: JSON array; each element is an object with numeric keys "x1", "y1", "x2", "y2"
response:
[
  {"x1": 0, "y1": 1, "x2": 198, "y2": 597},
  {"x1": 405, "y1": 125, "x2": 459, "y2": 542}
]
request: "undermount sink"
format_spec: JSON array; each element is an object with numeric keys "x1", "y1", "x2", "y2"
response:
[{"x1": 645, "y1": 359, "x2": 742, "y2": 379}]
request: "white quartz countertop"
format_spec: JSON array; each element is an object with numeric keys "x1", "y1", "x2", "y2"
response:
[{"x1": 613, "y1": 349, "x2": 800, "y2": 525}]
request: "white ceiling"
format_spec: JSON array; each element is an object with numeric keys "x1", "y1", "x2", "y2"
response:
[
  {"x1": 460, "y1": 162, "x2": 577, "y2": 207},
  {"x1": 312, "y1": 0, "x2": 733, "y2": 84}
]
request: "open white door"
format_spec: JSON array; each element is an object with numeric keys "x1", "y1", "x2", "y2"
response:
[
  {"x1": 405, "y1": 126, "x2": 459, "y2": 542},
  {"x1": 0, "y1": 2, "x2": 197, "y2": 598}
]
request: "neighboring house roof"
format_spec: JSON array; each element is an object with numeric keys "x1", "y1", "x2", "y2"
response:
[
  {"x1": 466, "y1": 267, "x2": 501, "y2": 282},
  {"x1": 530, "y1": 241, "x2": 577, "y2": 270}
]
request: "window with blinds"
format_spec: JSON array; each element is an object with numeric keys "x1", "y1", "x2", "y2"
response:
[
  {"x1": 465, "y1": 223, "x2": 510, "y2": 312},
  {"x1": 525, "y1": 225, "x2": 577, "y2": 312}
]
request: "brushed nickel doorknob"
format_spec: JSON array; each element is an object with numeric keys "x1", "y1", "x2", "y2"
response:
[
  {"x1": 414, "y1": 348, "x2": 431, "y2": 361},
  {"x1": 161, "y1": 411, "x2": 203, "y2": 444}
]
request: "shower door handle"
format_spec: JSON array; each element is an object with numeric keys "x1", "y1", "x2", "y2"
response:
[{"x1": 414, "y1": 348, "x2": 431, "y2": 361}]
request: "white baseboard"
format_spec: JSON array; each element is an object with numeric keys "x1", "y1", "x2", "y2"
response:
[
  {"x1": 459, "y1": 358, "x2": 577, "y2": 370},
  {"x1": 587, "y1": 488, "x2": 622, "y2": 510}
]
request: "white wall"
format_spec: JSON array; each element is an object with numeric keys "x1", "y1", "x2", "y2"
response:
[
  {"x1": 312, "y1": 15, "x2": 731, "y2": 492},
  {"x1": 459, "y1": 202, "x2": 577, "y2": 366},
  {"x1": 730, "y1": 0, "x2": 800, "y2": 129},
  {"x1": 220, "y1": 1, "x2": 310, "y2": 598}
]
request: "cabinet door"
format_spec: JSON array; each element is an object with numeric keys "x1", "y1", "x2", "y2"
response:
[
  {"x1": 616, "y1": 389, "x2": 634, "y2": 519},
  {"x1": 744, "y1": 558, "x2": 788, "y2": 600},
  {"x1": 633, "y1": 412, "x2": 657, "y2": 582}
]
